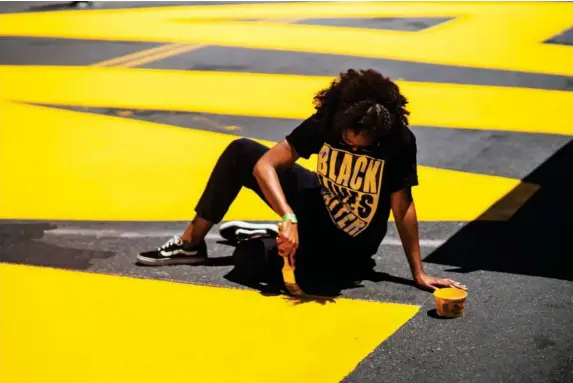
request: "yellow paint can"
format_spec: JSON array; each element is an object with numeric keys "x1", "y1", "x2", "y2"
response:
[{"x1": 434, "y1": 287, "x2": 468, "y2": 318}]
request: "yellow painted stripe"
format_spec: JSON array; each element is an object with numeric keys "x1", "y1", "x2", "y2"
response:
[
  {"x1": 0, "y1": 2, "x2": 570, "y2": 75},
  {"x1": 118, "y1": 43, "x2": 207, "y2": 67},
  {"x1": 89, "y1": 2, "x2": 568, "y2": 22},
  {"x1": 0, "y1": 263, "x2": 419, "y2": 383},
  {"x1": 91, "y1": 42, "x2": 183, "y2": 67},
  {"x1": 0, "y1": 65, "x2": 570, "y2": 135},
  {"x1": 0, "y1": 101, "x2": 533, "y2": 222}
]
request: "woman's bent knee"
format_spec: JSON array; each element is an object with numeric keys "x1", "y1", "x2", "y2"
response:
[
  {"x1": 226, "y1": 138, "x2": 258, "y2": 153},
  {"x1": 222, "y1": 138, "x2": 269, "y2": 163}
]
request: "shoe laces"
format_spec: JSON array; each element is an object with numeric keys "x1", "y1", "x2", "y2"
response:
[{"x1": 158, "y1": 236, "x2": 182, "y2": 250}]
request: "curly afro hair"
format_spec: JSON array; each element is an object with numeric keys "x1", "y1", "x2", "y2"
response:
[{"x1": 312, "y1": 69, "x2": 410, "y2": 143}]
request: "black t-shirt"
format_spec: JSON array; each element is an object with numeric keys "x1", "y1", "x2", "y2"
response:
[{"x1": 286, "y1": 113, "x2": 418, "y2": 252}]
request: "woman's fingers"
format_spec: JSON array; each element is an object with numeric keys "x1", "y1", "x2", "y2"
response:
[
  {"x1": 289, "y1": 243, "x2": 298, "y2": 266},
  {"x1": 450, "y1": 279, "x2": 468, "y2": 290}
]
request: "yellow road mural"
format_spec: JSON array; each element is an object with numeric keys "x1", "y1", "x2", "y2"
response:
[
  {"x1": 2, "y1": 66, "x2": 571, "y2": 134},
  {"x1": 0, "y1": 2, "x2": 571, "y2": 383},
  {"x1": 1, "y1": 2, "x2": 571, "y2": 223},
  {"x1": 0, "y1": 263, "x2": 419, "y2": 383},
  {"x1": 0, "y1": 2, "x2": 571, "y2": 75},
  {"x1": 1, "y1": 100, "x2": 531, "y2": 222}
]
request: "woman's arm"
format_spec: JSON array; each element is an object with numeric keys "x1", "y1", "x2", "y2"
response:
[
  {"x1": 391, "y1": 188, "x2": 467, "y2": 291},
  {"x1": 391, "y1": 187, "x2": 424, "y2": 278},
  {"x1": 253, "y1": 139, "x2": 301, "y2": 263},
  {"x1": 252, "y1": 139, "x2": 299, "y2": 218}
]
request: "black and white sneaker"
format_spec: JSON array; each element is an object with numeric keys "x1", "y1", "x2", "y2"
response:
[
  {"x1": 219, "y1": 221, "x2": 279, "y2": 244},
  {"x1": 136, "y1": 236, "x2": 207, "y2": 266}
]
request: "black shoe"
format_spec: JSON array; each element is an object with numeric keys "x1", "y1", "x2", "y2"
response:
[
  {"x1": 219, "y1": 221, "x2": 279, "y2": 244},
  {"x1": 137, "y1": 236, "x2": 207, "y2": 266}
]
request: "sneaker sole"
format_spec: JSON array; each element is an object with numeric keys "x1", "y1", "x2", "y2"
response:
[
  {"x1": 136, "y1": 254, "x2": 207, "y2": 266},
  {"x1": 234, "y1": 228, "x2": 274, "y2": 241},
  {"x1": 219, "y1": 221, "x2": 278, "y2": 241}
]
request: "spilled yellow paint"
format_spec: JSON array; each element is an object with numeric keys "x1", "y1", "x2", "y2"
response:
[
  {"x1": 0, "y1": 2, "x2": 570, "y2": 75},
  {"x1": 0, "y1": 101, "x2": 531, "y2": 222},
  {"x1": 1, "y1": 66, "x2": 571, "y2": 135},
  {"x1": 0, "y1": 263, "x2": 419, "y2": 383}
]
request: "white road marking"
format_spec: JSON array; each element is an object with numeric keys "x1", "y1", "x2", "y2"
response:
[
  {"x1": 381, "y1": 237, "x2": 445, "y2": 248},
  {"x1": 43, "y1": 228, "x2": 224, "y2": 241},
  {"x1": 43, "y1": 228, "x2": 446, "y2": 248}
]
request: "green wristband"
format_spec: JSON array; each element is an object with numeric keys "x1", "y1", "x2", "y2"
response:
[{"x1": 282, "y1": 213, "x2": 298, "y2": 223}]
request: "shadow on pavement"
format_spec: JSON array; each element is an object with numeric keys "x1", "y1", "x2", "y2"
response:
[
  {"x1": 27, "y1": 2, "x2": 94, "y2": 12},
  {"x1": 426, "y1": 309, "x2": 460, "y2": 320},
  {"x1": 0, "y1": 222, "x2": 115, "y2": 270},
  {"x1": 424, "y1": 139, "x2": 573, "y2": 281},
  {"x1": 223, "y1": 237, "x2": 417, "y2": 300}
]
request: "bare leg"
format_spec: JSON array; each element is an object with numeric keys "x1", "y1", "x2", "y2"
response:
[{"x1": 180, "y1": 216, "x2": 213, "y2": 247}]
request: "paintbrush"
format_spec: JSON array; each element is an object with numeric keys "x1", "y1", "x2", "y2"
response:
[
  {"x1": 277, "y1": 222, "x2": 305, "y2": 296},
  {"x1": 281, "y1": 255, "x2": 305, "y2": 296}
]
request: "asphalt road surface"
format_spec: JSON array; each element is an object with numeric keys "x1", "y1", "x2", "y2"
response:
[{"x1": 1, "y1": 2, "x2": 572, "y2": 383}]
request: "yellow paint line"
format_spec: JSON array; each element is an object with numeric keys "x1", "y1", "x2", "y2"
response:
[
  {"x1": 0, "y1": 263, "x2": 420, "y2": 383},
  {"x1": 91, "y1": 43, "x2": 182, "y2": 67},
  {"x1": 107, "y1": 2, "x2": 570, "y2": 22},
  {"x1": 118, "y1": 43, "x2": 207, "y2": 67},
  {"x1": 0, "y1": 101, "x2": 533, "y2": 222},
  {"x1": 0, "y1": 2, "x2": 495, "y2": 19},
  {"x1": 0, "y1": 2, "x2": 570, "y2": 75},
  {"x1": 1, "y1": 65, "x2": 570, "y2": 135}
]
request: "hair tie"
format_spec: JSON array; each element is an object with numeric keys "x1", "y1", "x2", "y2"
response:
[{"x1": 366, "y1": 103, "x2": 383, "y2": 116}]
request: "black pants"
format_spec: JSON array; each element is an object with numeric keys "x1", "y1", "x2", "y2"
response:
[
  {"x1": 195, "y1": 138, "x2": 375, "y2": 290},
  {"x1": 195, "y1": 138, "x2": 319, "y2": 224}
]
